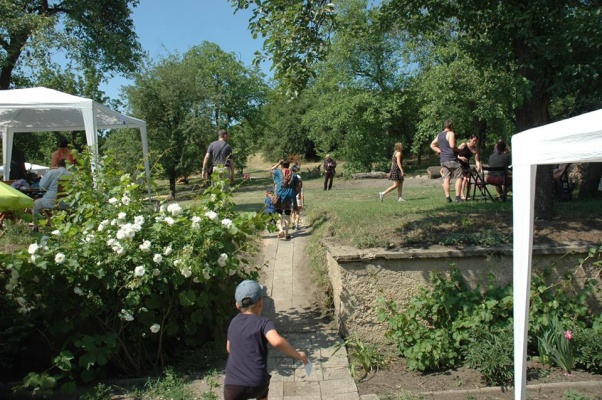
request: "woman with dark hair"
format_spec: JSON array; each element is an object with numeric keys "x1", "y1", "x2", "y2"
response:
[
  {"x1": 269, "y1": 159, "x2": 300, "y2": 240},
  {"x1": 50, "y1": 138, "x2": 74, "y2": 168},
  {"x1": 457, "y1": 134, "x2": 481, "y2": 201}
]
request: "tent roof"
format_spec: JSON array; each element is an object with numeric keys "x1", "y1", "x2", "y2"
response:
[
  {"x1": 511, "y1": 108, "x2": 602, "y2": 400},
  {"x1": 0, "y1": 87, "x2": 145, "y2": 132},
  {"x1": 512, "y1": 108, "x2": 602, "y2": 166}
]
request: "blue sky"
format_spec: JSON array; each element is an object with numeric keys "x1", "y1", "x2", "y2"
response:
[{"x1": 101, "y1": 1, "x2": 271, "y2": 101}]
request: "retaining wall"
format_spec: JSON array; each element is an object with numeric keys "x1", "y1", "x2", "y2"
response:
[{"x1": 322, "y1": 240, "x2": 601, "y2": 343}]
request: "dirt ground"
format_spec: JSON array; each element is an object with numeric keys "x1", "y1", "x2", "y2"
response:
[{"x1": 322, "y1": 176, "x2": 602, "y2": 399}]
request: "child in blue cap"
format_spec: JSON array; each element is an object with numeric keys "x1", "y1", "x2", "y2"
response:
[{"x1": 224, "y1": 280, "x2": 308, "y2": 400}]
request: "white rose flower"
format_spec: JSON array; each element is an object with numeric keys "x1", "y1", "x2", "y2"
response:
[
  {"x1": 160, "y1": 204, "x2": 167, "y2": 213},
  {"x1": 205, "y1": 211, "x2": 218, "y2": 221},
  {"x1": 217, "y1": 253, "x2": 228, "y2": 267},
  {"x1": 150, "y1": 324, "x2": 161, "y2": 333},
  {"x1": 167, "y1": 203, "x2": 182, "y2": 216},
  {"x1": 118, "y1": 212, "x2": 127, "y2": 220},
  {"x1": 134, "y1": 266, "x2": 146, "y2": 277},
  {"x1": 181, "y1": 267, "x2": 192, "y2": 278},
  {"x1": 55, "y1": 253, "x2": 66, "y2": 264},
  {"x1": 221, "y1": 218, "x2": 233, "y2": 229},
  {"x1": 107, "y1": 238, "x2": 116, "y2": 246},
  {"x1": 74, "y1": 286, "x2": 83, "y2": 296},
  {"x1": 164, "y1": 216, "x2": 175, "y2": 226},
  {"x1": 108, "y1": 197, "x2": 118, "y2": 205},
  {"x1": 51, "y1": 230, "x2": 61, "y2": 236},
  {"x1": 228, "y1": 268, "x2": 236, "y2": 276},
  {"x1": 173, "y1": 259, "x2": 182, "y2": 267},
  {"x1": 121, "y1": 309, "x2": 134, "y2": 321},
  {"x1": 163, "y1": 245, "x2": 173, "y2": 256},
  {"x1": 193, "y1": 277, "x2": 200, "y2": 283},
  {"x1": 116, "y1": 230, "x2": 126, "y2": 240},
  {"x1": 134, "y1": 215, "x2": 145, "y2": 225},
  {"x1": 139, "y1": 240, "x2": 151, "y2": 252},
  {"x1": 121, "y1": 194, "x2": 131, "y2": 205},
  {"x1": 30, "y1": 255, "x2": 37, "y2": 263},
  {"x1": 153, "y1": 268, "x2": 161, "y2": 277},
  {"x1": 28, "y1": 243, "x2": 39, "y2": 255},
  {"x1": 203, "y1": 269, "x2": 211, "y2": 281},
  {"x1": 153, "y1": 254, "x2": 162, "y2": 264}
]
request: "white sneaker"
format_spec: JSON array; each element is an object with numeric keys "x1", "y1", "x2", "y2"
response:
[
  {"x1": 379, "y1": 192, "x2": 384, "y2": 202},
  {"x1": 398, "y1": 197, "x2": 406, "y2": 202}
]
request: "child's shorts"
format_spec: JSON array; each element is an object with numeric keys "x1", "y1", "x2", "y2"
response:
[{"x1": 224, "y1": 382, "x2": 269, "y2": 400}]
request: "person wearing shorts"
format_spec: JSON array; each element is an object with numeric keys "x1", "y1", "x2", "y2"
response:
[{"x1": 430, "y1": 119, "x2": 463, "y2": 203}]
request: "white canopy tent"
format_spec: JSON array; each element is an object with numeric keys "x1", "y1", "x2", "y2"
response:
[
  {"x1": 0, "y1": 87, "x2": 151, "y2": 198},
  {"x1": 511, "y1": 108, "x2": 602, "y2": 399}
]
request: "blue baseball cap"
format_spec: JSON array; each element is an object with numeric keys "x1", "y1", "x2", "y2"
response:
[{"x1": 235, "y1": 280, "x2": 262, "y2": 307}]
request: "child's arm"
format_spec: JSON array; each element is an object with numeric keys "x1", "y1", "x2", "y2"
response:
[
  {"x1": 226, "y1": 339, "x2": 231, "y2": 353},
  {"x1": 265, "y1": 329, "x2": 308, "y2": 364}
]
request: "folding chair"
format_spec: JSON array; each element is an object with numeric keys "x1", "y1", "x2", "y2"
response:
[
  {"x1": 468, "y1": 167, "x2": 495, "y2": 201},
  {"x1": 482, "y1": 166, "x2": 510, "y2": 201}
]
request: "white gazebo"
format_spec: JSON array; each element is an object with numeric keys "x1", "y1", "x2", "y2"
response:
[
  {"x1": 0, "y1": 87, "x2": 151, "y2": 197},
  {"x1": 511, "y1": 108, "x2": 602, "y2": 399}
]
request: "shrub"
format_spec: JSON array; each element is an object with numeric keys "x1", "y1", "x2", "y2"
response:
[
  {"x1": 0, "y1": 153, "x2": 269, "y2": 394},
  {"x1": 464, "y1": 324, "x2": 514, "y2": 386},
  {"x1": 575, "y1": 316, "x2": 602, "y2": 373}
]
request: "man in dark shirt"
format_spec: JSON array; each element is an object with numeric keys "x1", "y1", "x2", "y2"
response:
[
  {"x1": 430, "y1": 119, "x2": 463, "y2": 203},
  {"x1": 201, "y1": 129, "x2": 234, "y2": 185}
]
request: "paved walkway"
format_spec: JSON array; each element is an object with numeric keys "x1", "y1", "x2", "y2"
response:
[
  {"x1": 191, "y1": 226, "x2": 375, "y2": 399},
  {"x1": 258, "y1": 227, "x2": 366, "y2": 400}
]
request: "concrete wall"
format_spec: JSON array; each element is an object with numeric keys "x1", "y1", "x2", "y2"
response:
[{"x1": 323, "y1": 240, "x2": 601, "y2": 343}]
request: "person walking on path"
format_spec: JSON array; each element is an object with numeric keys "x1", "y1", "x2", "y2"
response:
[
  {"x1": 202, "y1": 129, "x2": 234, "y2": 186},
  {"x1": 291, "y1": 164, "x2": 304, "y2": 229},
  {"x1": 224, "y1": 279, "x2": 308, "y2": 400},
  {"x1": 379, "y1": 142, "x2": 406, "y2": 202},
  {"x1": 323, "y1": 154, "x2": 337, "y2": 190},
  {"x1": 430, "y1": 119, "x2": 463, "y2": 203},
  {"x1": 269, "y1": 159, "x2": 300, "y2": 240}
]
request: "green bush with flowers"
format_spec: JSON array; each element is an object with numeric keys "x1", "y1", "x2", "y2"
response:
[{"x1": 0, "y1": 153, "x2": 269, "y2": 394}]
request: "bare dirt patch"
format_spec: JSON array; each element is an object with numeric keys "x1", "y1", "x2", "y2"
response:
[{"x1": 357, "y1": 358, "x2": 602, "y2": 399}]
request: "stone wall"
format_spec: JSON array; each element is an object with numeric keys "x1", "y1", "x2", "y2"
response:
[{"x1": 322, "y1": 240, "x2": 601, "y2": 343}]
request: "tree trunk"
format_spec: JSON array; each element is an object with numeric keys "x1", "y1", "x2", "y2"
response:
[
  {"x1": 534, "y1": 165, "x2": 554, "y2": 220},
  {"x1": 169, "y1": 177, "x2": 176, "y2": 200},
  {"x1": 578, "y1": 163, "x2": 602, "y2": 198}
]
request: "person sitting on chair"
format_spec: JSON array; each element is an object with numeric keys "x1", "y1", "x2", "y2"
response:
[
  {"x1": 553, "y1": 163, "x2": 572, "y2": 201},
  {"x1": 485, "y1": 140, "x2": 512, "y2": 199},
  {"x1": 32, "y1": 159, "x2": 71, "y2": 228}
]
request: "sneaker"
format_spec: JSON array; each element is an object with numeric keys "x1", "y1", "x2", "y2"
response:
[
  {"x1": 455, "y1": 196, "x2": 463, "y2": 203},
  {"x1": 446, "y1": 197, "x2": 452, "y2": 203},
  {"x1": 398, "y1": 197, "x2": 406, "y2": 202},
  {"x1": 379, "y1": 192, "x2": 384, "y2": 202}
]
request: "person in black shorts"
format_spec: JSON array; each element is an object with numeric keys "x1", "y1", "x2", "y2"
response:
[{"x1": 224, "y1": 280, "x2": 308, "y2": 400}]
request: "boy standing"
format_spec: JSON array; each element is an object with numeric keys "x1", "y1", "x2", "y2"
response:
[{"x1": 225, "y1": 280, "x2": 308, "y2": 400}]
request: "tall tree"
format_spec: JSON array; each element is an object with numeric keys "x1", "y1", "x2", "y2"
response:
[
  {"x1": 228, "y1": 0, "x2": 336, "y2": 93},
  {"x1": 0, "y1": 0, "x2": 144, "y2": 90},
  {"x1": 125, "y1": 43, "x2": 268, "y2": 198}
]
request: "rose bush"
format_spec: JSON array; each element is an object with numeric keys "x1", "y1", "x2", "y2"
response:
[{"x1": 0, "y1": 154, "x2": 269, "y2": 394}]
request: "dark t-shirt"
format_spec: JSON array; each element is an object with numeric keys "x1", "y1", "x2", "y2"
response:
[
  {"x1": 206, "y1": 140, "x2": 233, "y2": 167},
  {"x1": 225, "y1": 313, "x2": 276, "y2": 387},
  {"x1": 438, "y1": 130, "x2": 458, "y2": 163}
]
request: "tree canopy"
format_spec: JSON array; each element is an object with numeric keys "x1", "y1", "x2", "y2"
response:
[{"x1": 0, "y1": 0, "x2": 144, "y2": 90}]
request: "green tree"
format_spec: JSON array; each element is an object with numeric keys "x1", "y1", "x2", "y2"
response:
[
  {"x1": 383, "y1": 0, "x2": 602, "y2": 217},
  {"x1": 125, "y1": 43, "x2": 268, "y2": 198},
  {"x1": 0, "y1": 0, "x2": 144, "y2": 90},
  {"x1": 228, "y1": 0, "x2": 336, "y2": 93},
  {"x1": 302, "y1": 0, "x2": 415, "y2": 171}
]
